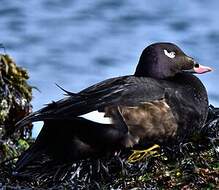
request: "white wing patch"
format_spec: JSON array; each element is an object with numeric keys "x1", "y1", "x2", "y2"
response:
[
  {"x1": 80, "y1": 110, "x2": 113, "y2": 124},
  {"x1": 164, "y1": 49, "x2": 176, "y2": 59},
  {"x1": 216, "y1": 146, "x2": 219, "y2": 153}
]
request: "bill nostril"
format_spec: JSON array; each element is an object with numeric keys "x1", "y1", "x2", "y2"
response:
[{"x1": 194, "y1": 63, "x2": 199, "y2": 68}]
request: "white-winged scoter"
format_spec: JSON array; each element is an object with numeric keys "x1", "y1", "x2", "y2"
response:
[{"x1": 15, "y1": 42, "x2": 212, "y2": 171}]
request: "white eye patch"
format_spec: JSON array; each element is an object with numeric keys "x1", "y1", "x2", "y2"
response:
[{"x1": 164, "y1": 49, "x2": 176, "y2": 59}]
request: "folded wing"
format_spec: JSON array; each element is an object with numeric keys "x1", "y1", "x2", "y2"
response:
[{"x1": 16, "y1": 76, "x2": 166, "y2": 127}]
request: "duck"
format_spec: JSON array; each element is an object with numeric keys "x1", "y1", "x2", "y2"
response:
[{"x1": 14, "y1": 42, "x2": 212, "y2": 172}]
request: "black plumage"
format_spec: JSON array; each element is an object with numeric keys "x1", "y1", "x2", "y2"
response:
[{"x1": 15, "y1": 42, "x2": 212, "y2": 173}]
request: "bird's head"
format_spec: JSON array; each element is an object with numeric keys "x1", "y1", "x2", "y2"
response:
[{"x1": 135, "y1": 42, "x2": 213, "y2": 79}]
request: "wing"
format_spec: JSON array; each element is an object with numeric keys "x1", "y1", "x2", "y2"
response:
[{"x1": 16, "y1": 75, "x2": 166, "y2": 127}]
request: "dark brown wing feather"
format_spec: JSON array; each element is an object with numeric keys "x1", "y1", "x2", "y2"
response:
[{"x1": 103, "y1": 99, "x2": 177, "y2": 147}]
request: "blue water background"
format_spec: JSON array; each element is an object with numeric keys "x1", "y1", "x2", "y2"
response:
[{"x1": 1, "y1": 0, "x2": 219, "y2": 137}]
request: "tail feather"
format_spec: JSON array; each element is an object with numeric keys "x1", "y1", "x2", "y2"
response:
[{"x1": 14, "y1": 142, "x2": 45, "y2": 172}]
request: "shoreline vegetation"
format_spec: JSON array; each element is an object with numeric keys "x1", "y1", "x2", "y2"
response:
[{"x1": 0, "y1": 54, "x2": 218, "y2": 189}]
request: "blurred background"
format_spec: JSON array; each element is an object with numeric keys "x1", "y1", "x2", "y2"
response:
[{"x1": 1, "y1": 0, "x2": 219, "y2": 137}]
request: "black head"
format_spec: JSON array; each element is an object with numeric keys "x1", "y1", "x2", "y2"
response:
[{"x1": 135, "y1": 42, "x2": 212, "y2": 79}]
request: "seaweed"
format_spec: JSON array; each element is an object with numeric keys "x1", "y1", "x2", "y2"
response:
[{"x1": 0, "y1": 52, "x2": 33, "y2": 186}]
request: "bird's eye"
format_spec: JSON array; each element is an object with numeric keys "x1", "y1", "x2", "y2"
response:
[{"x1": 164, "y1": 49, "x2": 176, "y2": 59}]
